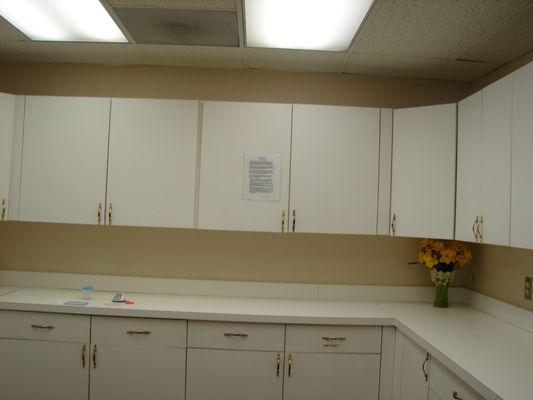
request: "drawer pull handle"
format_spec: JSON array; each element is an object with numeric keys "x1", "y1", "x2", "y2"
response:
[
  {"x1": 453, "y1": 392, "x2": 465, "y2": 400},
  {"x1": 422, "y1": 352, "x2": 430, "y2": 382},
  {"x1": 323, "y1": 344, "x2": 339, "y2": 348},
  {"x1": 322, "y1": 336, "x2": 346, "y2": 341},
  {"x1": 30, "y1": 324, "x2": 55, "y2": 330},
  {"x1": 126, "y1": 330, "x2": 151, "y2": 335},
  {"x1": 276, "y1": 354, "x2": 281, "y2": 377},
  {"x1": 223, "y1": 332, "x2": 249, "y2": 338},
  {"x1": 288, "y1": 354, "x2": 293, "y2": 377},
  {"x1": 82, "y1": 344, "x2": 86, "y2": 368},
  {"x1": 1, "y1": 198, "x2": 5, "y2": 221},
  {"x1": 93, "y1": 345, "x2": 97, "y2": 368}
]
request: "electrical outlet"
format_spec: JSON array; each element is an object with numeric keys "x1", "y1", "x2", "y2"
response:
[{"x1": 525, "y1": 277, "x2": 532, "y2": 301}]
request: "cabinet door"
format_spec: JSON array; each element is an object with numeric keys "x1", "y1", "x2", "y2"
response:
[
  {"x1": 480, "y1": 76, "x2": 512, "y2": 246},
  {"x1": 106, "y1": 98, "x2": 198, "y2": 228},
  {"x1": 19, "y1": 96, "x2": 110, "y2": 224},
  {"x1": 90, "y1": 344, "x2": 185, "y2": 400},
  {"x1": 511, "y1": 62, "x2": 533, "y2": 249},
  {"x1": 391, "y1": 104, "x2": 456, "y2": 239},
  {"x1": 393, "y1": 332, "x2": 429, "y2": 400},
  {"x1": 290, "y1": 105, "x2": 380, "y2": 234},
  {"x1": 283, "y1": 353, "x2": 380, "y2": 400},
  {"x1": 186, "y1": 348, "x2": 283, "y2": 400},
  {"x1": 0, "y1": 339, "x2": 88, "y2": 400},
  {"x1": 0, "y1": 93, "x2": 15, "y2": 221},
  {"x1": 198, "y1": 102, "x2": 292, "y2": 232},
  {"x1": 456, "y1": 92, "x2": 482, "y2": 243}
]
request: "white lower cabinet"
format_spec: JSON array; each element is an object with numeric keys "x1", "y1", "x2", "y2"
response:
[
  {"x1": 283, "y1": 352, "x2": 380, "y2": 400},
  {"x1": 90, "y1": 316, "x2": 187, "y2": 400},
  {"x1": 429, "y1": 360, "x2": 484, "y2": 400},
  {"x1": 186, "y1": 348, "x2": 283, "y2": 400},
  {"x1": 393, "y1": 331, "x2": 430, "y2": 400}
]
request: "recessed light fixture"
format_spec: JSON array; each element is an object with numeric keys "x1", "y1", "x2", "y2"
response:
[
  {"x1": 245, "y1": 0, "x2": 373, "y2": 51},
  {"x1": 0, "y1": 0, "x2": 127, "y2": 42}
]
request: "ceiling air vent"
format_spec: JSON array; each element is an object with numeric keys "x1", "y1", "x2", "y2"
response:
[{"x1": 114, "y1": 7, "x2": 239, "y2": 46}]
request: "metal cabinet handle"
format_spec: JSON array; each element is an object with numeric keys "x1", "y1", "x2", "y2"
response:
[
  {"x1": 1, "y1": 198, "x2": 5, "y2": 221},
  {"x1": 453, "y1": 392, "x2": 465, "y2": 400},
  {"x1": 322, "y1": 336, "x2": 346, "y2": 341},
  {"x1": 30, "y1": 324, "x2": 55, "y2": 330},
  {"x1": 92, "y1": 344, "x2": 97, "y2": 369},
  {"x1": 276, "y1": 354, "x2": 281, "y2": 377},
  {"x1": 292, "y1": 210, "x2": 296, "y2": 232},
  {"x1": 223, "y1": 332, "x2": 249, "y2": 337},
  {"x1": 281, "y1": 210, "x2": 285, "y2": 233},
  {"x1": 476, "y1": 215, "x2": 483, "y2": 242},
  {"x1": 391, "y1": 213, "x2": 397, "y2": 236},
  {"x1": 97, "y1": 203, "x2": 102, "y2": 225},
  {"x1": 108, "y1": 203, "x2": 113, "y2": 226},
  {"x1": 287, "y1": 354, "x2": 293, "y2": 377},
  {"x1": 126, "y1": 330, "x2": 151, "y2": 335},
  {"x1": 472, "y1": 216, "x2": 479, "y2": 241},
  {"x1": 82, "y1": 344, "x2": 86, "y2": 368},
  {"x1": 422, "y1": 352, "x2": 430, "y2": 382}
]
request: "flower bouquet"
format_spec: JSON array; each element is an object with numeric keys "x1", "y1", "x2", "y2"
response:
[{"x1": 417, "y1": 239, "x2": 472, "y2": 308}]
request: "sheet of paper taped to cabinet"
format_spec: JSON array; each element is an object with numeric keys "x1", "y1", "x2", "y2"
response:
[{"x1": 242, "y1": 152, "x2": 281, "y2": 201}]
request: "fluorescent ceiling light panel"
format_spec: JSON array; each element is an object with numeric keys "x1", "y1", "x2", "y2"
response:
[
  {"x1": 0, "y1": 0, "x2": 127, "y2": 42},
  {"x1": 245, "y1": 0, "x2": 373, "y2": 51}
]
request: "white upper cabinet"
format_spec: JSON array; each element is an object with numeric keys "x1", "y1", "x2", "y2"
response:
[
  {"x1": 391, "y1": 104, "x2": 457, "y2": 239},
  {"x1": 106, "y1": 98, "x2": 198, "y2": 228},
  {"x1": 0, "y1": 93, "x2": 15, "y2": 222},
  {"x1": 456, "y1": 77, "x2": 513, "y2": 246},
  {"x1": 198, "y1": 101, "x2": 292, "y2": 232},
  {"x1": 19, "y1": 96, "x2": 110, "y2": 225},
  {"x1": 290, "y1": 105, "x2": 380, "y2": 234},
  {"x1": 511, "y1": 62, "x2": 533, "y2": 249},
  {"x1": 480, "y1": 76, "x2": 512, "y2": 246},
  {"x1": 456, "y1": 92, "x2": 482, "y2": 243}
]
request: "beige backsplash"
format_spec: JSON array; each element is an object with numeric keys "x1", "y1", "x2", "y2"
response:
[
  {"x1": 467, "y1": 244, "x2": 533, "y2": 311},
  {"x1": 0, "y1": 222, "x2": 446, "y2": 286}
]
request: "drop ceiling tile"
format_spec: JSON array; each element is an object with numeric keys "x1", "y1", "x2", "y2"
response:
[
  {"x1": 0, "y1": 41, "x2": 56, "y2": 63},
  {"x1": 143, "y1": 44, "x2": 244, "y2": 68},
  {"x1": 437, "y1": 60, "x2": 501, "y2": 82},
  {"x1": 109, "y1": 0, "x2": 235, "y2": 10},
  {"x1": 34, "y1": 43, "x2": 150, "y2": 66},
  {"x1": 462, "y1": 5, "x2": 533, "y2": 63},
  {"x1": 245, "y1": 48, "x2": 346, "y2": 73},
  {"x1": 344, "y1": 53, "x2": 448, "y2": 80},
  {"x1": 352, "y1": 0, "x2": 533, "y2": 60}
]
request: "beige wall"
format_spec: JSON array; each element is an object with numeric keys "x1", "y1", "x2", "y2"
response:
[
  {"x1": 467, "y1": 244, "x2": 533, "y2": 312},
  {"x1": 0, "y1": 62, "x2": 469, "y2": 108},
  {"x1": 1, "y1": 62, "x2": 532, "y2": 312},
  {"x1": 0, "y1": 222, "x2": 453, "y2": 286}
]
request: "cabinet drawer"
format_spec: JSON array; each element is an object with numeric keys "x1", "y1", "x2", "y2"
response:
[
  {"x1": 430, "y1": 360, "x2": 484, "y2": 400},
  {"x1": 285, "y1": 325, "x2": 382, "y2": 353},
  {"x1": 92, "y1": 316, "x2": 186, "y2": 348},
  {"x1": 0, "y1": 310, "x2": 89, "y2": 343},
  {"x1": 188, "y1": 321, "x2": 285, "y2": 351}
]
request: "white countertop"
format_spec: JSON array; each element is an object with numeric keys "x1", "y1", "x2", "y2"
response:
[{"x1": 1, "y1": 286, "x2": 532, "y2": 400}]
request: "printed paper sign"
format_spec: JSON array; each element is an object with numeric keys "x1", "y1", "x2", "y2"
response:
[{"x1": 242, "y1": 152, "x2": 281, "y2": 201}]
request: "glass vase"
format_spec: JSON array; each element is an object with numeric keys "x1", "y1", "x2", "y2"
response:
[{"x1": 433, "y1": 284, "x2": 449, "y2": 308}]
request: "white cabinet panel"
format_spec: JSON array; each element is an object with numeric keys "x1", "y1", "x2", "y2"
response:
[
  {"x1": 0, "y1": 92, "x2": 15, "y2": 221},
  {"x1": 393, "y1": 332, "x2": 430, "y2": 400},
  {"x1": 511, "y1": 62, "x2": 533, "y2": 249},
  {"x1": 456, "y1": 92, "x2": 482, "y2": 243},
  {"x1": 378, "y1": 108, "x2": 393, "y2": 235},
  {"x1": 429, "y1": 359, "x2": 484, "y2": 400},
  {"x1": 283, "y1": 353, "x2": 380, "y2": 400},
  {"x1": 391, "y1": 104, "x2": 456, "y2": 239},
  {"x1": 186, "y1": 348, "x2": 283, "y2": 400},
  {"x1": 480, "y1": 76, "x2": 512, "y2": 246},
  {"x1": 198, "y1": 101, "x2": 292, "y2": 232},
  {"x1": 90, "y1": 345, "x2": 185, "y2": 400},
  {"x1": 0, "y1": 339, "x2": 89, "y2": 400},
  {"x1": 107, "y1": 98, "x2": 198, "y2": 228},
  {"x1": 290, "y1": 104, "x2": 380, "y2": 234},
  {"x1": 7, "y1": 96, "x2": 25, "y2": 220},
  {"x1": 20, "y1": 96, "x2": 110, "y2": 224}
]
